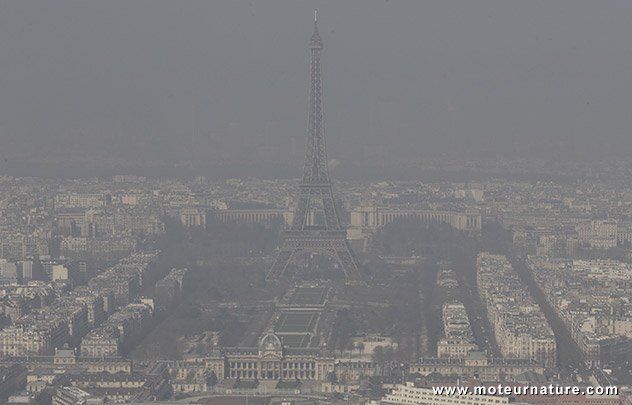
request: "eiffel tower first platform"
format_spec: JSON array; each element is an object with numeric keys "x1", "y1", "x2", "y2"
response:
[{"x1": 267, "y1": 13, "x2": 365, "y2": 286}]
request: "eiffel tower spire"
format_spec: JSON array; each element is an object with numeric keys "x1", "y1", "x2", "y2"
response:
[
  {"x1": 267, "y1": 14, "x2": 365, "y2": 285},
  {"x1": 309, "y1": 11, "x2": 322, "y2": 50}
]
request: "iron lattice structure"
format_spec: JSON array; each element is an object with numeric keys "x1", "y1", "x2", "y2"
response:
[{"x1": 267, "y1": 15, "x2": 365, "y2": 285}]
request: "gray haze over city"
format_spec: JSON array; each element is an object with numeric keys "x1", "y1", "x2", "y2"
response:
[
  {"x1": 2, "y1": 1, "x2": 632, "y2": 178},
  {"x1": 2, "y1": 2, "x2": 632, "y2": 404}
]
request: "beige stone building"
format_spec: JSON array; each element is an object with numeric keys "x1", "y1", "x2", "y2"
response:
[
  {"x1": 350, "y1": 206, "x2": 482, "y2": 232},
  {"x1": 221, "y1": 332, "x2": 335, "y2": 381},
  {"x1": 383, "y1": 382, "x2": 509, "y2": 405},
  {"x1": 0, "y1": 346, "x2": 131, "y2": 374},
  {"x1": 80, "y1": 327, "x2": 120, "y2": 357},
  {"x1": 410, "y1": 352, "x2": 544, "y2": 381}
]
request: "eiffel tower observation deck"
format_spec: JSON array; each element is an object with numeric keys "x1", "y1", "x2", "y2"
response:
[{"x1": 267, "y1": 12, "x2": 365, "y2": 286}]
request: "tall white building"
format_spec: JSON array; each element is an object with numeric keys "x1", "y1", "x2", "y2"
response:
[{"x1": 383, "y1": 382, "x2": 509, "y2": 405}]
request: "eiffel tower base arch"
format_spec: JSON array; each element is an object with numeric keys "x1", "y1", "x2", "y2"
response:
[{"x1": 266, "y1": 230, "x2": 366, "y2": 286}]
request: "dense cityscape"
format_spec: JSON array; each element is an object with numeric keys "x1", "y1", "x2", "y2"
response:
[
  {"x1": 0, "y1": 170, "x2": 632, "y2": 403},
  {"x1": 2, "y1": 1, "x2": 632, "y2": 405}
]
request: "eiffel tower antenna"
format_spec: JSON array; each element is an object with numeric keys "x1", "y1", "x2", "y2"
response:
[{"x1": 267, "y1": 14, "x2": 365, "y2": 285}]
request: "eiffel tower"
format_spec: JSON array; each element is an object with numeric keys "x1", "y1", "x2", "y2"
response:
[{"x1": 267, "y1": 12, "x2": 365, "y2": 285}]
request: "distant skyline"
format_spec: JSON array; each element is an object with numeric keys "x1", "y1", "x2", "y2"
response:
[{"x1": 1, "y1": 1, "x2": 632, "y2": 178}]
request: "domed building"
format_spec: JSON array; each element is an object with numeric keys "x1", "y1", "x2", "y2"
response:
[{"x1": 205, "y1": 331, "x2": 335, "y2": 382}]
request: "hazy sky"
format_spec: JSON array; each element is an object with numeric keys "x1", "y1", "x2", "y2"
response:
[{"x1": 1, "y1": 1, "x2": 632, "y2": 173}]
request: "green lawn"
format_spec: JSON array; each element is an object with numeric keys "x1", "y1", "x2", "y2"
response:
[
  {"x1": 275, "y1": 312, "x2": 318, "y2": 333},
  {"x1": 289, "y1": 287, "x2": 327, "y2": 305},
  {"x1": 277, "y1": 334, "x2": 311, "y2": 347}
]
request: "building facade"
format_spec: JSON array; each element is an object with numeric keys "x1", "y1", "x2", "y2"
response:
[
  {"x1": 410, "y1": 352, "x2": 544, "y2": 382},
  {"x1": 350, "y1": 207, "x2": 482, "y2": 232},
  {"x1": 207, "y1": 332, "x2": 335, "y2": 382},
  {"x1": 383, "y1": 382, "x2": 509, "y2": 405}
]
